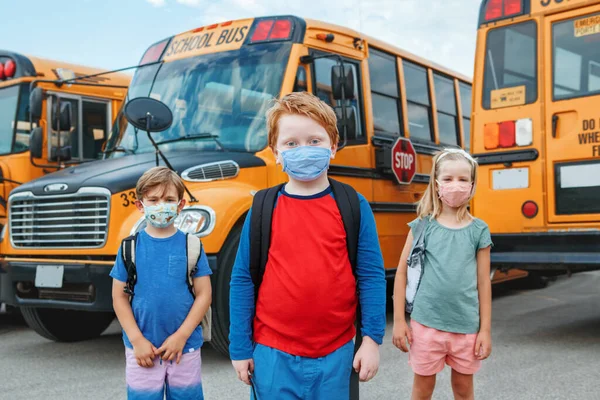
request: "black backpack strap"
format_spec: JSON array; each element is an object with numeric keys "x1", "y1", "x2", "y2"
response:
[
  {"x1": 329, "y1": 178, "x2": 363, "y2": 400},
  {"x1": 249, "y1": 184, "x2": 285, "y2": 301},
  {"x1": 329, "y1": 178, "x2": 361, "y2": 275},
  {"x1": 121, "y1": 233, "x2": 138, "y2": 302}
]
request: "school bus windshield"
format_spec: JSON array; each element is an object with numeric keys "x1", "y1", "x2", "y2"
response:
[
  {"x1": 0, "y1": 83, "x2": 29, "y2": 155},
  {"x1": 107, "y1": 43, "x2": 291, "y2": 156}
]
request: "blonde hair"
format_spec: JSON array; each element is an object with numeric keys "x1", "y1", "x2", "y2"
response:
[
  {"x1": 416, "y1": 149, "x2": 478, "y2": 221},
  {"x1": 266, "y1": 92, "x2": 340, "y2": 150},
  {"x1": 136, "y1": 166, "x2": 185, "y2": 201}
]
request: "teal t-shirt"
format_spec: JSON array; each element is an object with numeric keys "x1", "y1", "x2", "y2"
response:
[{"x1": 408, "y1": 217, "x2": 492, "y2": 334}]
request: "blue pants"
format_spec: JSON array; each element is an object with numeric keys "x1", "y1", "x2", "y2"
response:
[{"x1": 251, "y1": 341, "x2": 354, "y2": 400}]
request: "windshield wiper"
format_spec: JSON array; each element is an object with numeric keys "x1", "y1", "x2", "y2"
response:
[
  {"x1": 156, "y1": 133, "x2": 227, "y2": 151},
  {"x1": 103, "y1": 145, "x2": 135, "y2": 156}
]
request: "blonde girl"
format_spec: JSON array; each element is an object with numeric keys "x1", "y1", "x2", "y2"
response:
[{"x1": 392, "y1": 149, "x2": 493, "y2": 400}]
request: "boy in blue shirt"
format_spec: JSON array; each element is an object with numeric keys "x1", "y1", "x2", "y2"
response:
[{"x1": 111, "y1": 166, "x2": 212, "y2": 400}]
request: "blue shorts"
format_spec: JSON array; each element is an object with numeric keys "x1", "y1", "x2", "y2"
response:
[{"x1": 251, "y1": 340, "x2": 354, "y2": 400}]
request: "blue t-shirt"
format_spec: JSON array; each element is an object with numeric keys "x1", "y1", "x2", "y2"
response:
[{"x1": 110, "y1": 229, "x2": 212, "y2": 353}]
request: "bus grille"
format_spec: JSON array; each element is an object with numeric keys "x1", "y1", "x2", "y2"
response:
[
  {"x1": 182, "y1": 161, "x2": 239, "y2": 182},
  {"x1": 9, "y1": 188, "x2": 111, "y2": 249}
]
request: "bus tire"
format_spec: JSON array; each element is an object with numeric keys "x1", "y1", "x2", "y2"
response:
[
  {"x1": 21, "y1": 307, "x2": 114, "y2": 342},
  {"x1": 210, "y1": 224, "x2": 242, "y2": 357}
]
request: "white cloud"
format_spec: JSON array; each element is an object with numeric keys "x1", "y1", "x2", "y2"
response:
[
  {"x1": 146, "y1": 0, "x2": 166, "y2": 7},
  {"x1": 173, "y1": 0, "x2": 481, "y2": 77}
]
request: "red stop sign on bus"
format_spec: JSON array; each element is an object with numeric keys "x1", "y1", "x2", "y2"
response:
[{"x1": 391, "y1": 137, "x2": 416, "y2": 185}]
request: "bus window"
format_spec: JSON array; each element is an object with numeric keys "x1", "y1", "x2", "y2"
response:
[
  {"x1": 369, "y1": 48, "x2": 401, "y2": 136},
  {"x1": 0, "y1": 85, "x2": 19, "y2": 154},
  {"x1": 294, "y1": 66, "x2": 308, "y2": 92},
  {"x1": 483, "y1": 21, "x2": 537, "y2": 109},
  {"x1": 313, "y1": 57, "x2": 364, "y2": 141},
  {"x1": 13, "y1": 84, "x2": 31, "y2": 152},
  {"x1": 552, "y1": 12, "x2": 600, "y2": 101},
  {"x1": 459, "y1": 82, "x2": 472, "y2": 152},
  {"x1": 78, "y1": 100, "x2": 109, "y2": 159},
  {"x1": 433, "y1": 73, "x2": 459, "y2": 146},
  {"x1": 403, "y1": 61, "x2": 433, "y2": 142}
]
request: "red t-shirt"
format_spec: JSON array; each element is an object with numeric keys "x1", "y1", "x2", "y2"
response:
[{"x1": 253, "y1": 188, "x2": 357, "y2": 357}]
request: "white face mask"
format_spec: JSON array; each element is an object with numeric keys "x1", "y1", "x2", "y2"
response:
[{"x1": 141, "y1": 201, "x2": 180, "y2": 228}]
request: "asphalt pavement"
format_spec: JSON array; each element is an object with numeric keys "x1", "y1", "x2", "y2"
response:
[{"x1": 1, "y1": 271, "x2": 599, "y2": 400}]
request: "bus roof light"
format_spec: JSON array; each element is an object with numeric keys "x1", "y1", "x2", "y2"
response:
[
  {"x1": 499, "y1": 121, "x2": 516, "y2": 148},
  {"x1": 484, "y1": 123, "x2": 500, "y2": 149},
  {"x1": 251, "y1": 20, "x2": 274, "y2": 42},
  {"x1": 269, "y1": 20, "x2": 292, "y2": 40},
  {"x1": 139, "y1": 39, "x2": 169, "y2": 65},
  {"x1": 0, "y1": 63, "x2": 4, "y2": 80},
  {"x1": 485, "y1": 0, "x2": 503, "y2": 21},
  {"x1": 4, "y1": 60, "x2": 16, "y2": 78},
  {"x1": 522, "y1": 201, "x2": 538, "y2": 219},
  {"x1": 207, "y1": 23, "x2": 219, "y2": 30},
  {"x1": 516, "y1": 118, "x2": 533, "y2": 146},
  {"x1": 504, "y1": 0, "x2": 523, "y2": 16}
]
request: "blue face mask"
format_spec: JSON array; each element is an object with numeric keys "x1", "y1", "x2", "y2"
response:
[{"x1": 280, "y1": 146, "x2": 332, "y2": 182}]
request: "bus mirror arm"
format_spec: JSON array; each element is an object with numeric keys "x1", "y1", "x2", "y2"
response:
[{"x1": 299, "y1": 54, "x2": 352, "y2": 150}]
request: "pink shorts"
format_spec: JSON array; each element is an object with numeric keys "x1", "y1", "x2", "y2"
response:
[{"x1": 409, "y1": 320, "x2": 481, "y2": 376}]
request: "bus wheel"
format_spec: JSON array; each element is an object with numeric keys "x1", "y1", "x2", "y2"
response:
[
  {"x1": 21, "y1": 307, "x2": 114, "y2": 342},
  {"x1": 211, "y1": 225, "x2": 242, "y2": 357}
]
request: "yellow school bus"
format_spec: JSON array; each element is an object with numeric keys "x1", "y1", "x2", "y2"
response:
[
  {"x1": 471, "y1": 0, "x2": 600, "y2": 275},
  {"x1": 0, "y1": 50, "x2": 130, "y2": 230},
  {"x1": 1, "y1": 16, "x2": 477, "y2": 354}
]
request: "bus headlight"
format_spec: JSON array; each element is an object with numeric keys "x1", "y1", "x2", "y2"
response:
[{"x1": 130, "y1": 206, "x2": 216, "y2": 237}]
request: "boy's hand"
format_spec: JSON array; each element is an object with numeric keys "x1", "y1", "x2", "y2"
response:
[
  {"x1": 475, "y1": 329, "x2": 492, "y2": 360},
  {"x1": 352, "y1": 336, "x2": 380, "y2": 382},
  {"x1": 157, "y1": 332, "x2": 187, "y2": 364},
  {"x1": 232, "y1": 359, "x2": 254, "y2": 385},
  {"x1": 131, "y1": 337, "x2": 158, "y2": 368},
  {"x1": 392, "y1": 320, "x2": 413, "y2": 352}
]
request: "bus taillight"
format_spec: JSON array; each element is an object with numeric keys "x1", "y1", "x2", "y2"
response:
[
  {"x1": 499, "y1": 121, "x2": 516, "y2": 148},
  {"x1": 522, "y1": 201, "x2": 538, "y2": 219},
  {"x1": 484, "y1": 0, "x2": 525, "y2": 22},
  {"x1": 249, "y1": 18, "x2": 293, "y2": 43},
  {"x1": 484, "y1": 118, "x2": 532, "y2": 150}
]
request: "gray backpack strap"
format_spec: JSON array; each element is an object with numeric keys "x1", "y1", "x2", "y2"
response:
[
  {"x1": 411, "y1": 218, "x2": 428, "y2": 248},
  {"x1": 185, "y1": 233, "x2": 202, "y2": 296},
  {"x1": 185, "y1": 233, "x2": 212, "y2": 343},
  {"x1": 405, "y1": 217, "x2": 429, "y2": 314}
]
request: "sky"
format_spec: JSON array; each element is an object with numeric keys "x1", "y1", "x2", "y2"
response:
[{"x1": 0, "y1": 0, "x2": 482, "y2": 78}]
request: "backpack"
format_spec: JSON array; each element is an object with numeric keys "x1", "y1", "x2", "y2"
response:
[
  {"x1": 405, "y1": 218, "x2": 428, "y2": 314},
  {"x1": 120, "y1": 232, "x2": 212, "y2": 342},
  {"x1": 248, "y1": 178, "x2": 362, "y2": 399}
]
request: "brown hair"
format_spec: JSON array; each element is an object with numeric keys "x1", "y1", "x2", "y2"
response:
[
  {"x1": 417, "y1": 149, "x2": 478, "y2": 222},
  {"x1": 136, "y1": 166, "x2": 185, "y2": 201},
  {"x1": 266, "y1": 92, "x2": 339, "y2": 149}
]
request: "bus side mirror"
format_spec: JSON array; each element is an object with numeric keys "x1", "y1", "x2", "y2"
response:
[
  {"x1": 52, "y1": 101, "x2": 73, "y2": 132},
  {"x1": 30, "y1": 127, "x2": 43, "y2": 159},
  {"x1": 331, "y1": 65, "x2": 355, "y2": 101},
  {"x1": 29, "y1": 88, "x2": 43, "y2": 120},
  {"x1": 335, "y1": 106, "x2": 357, "y2": 143}
]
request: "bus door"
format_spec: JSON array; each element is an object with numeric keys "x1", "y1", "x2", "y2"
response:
[
  {"x1": 46, "y1": 93, "x2": 111, "y2": 161},
  {"x1": 544, "y1": 4, "x2": 600, "y2": 224}
]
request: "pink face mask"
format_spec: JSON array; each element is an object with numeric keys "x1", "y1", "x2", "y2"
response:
[{"x1": 436, "y1": 181, "x2": 473, "y2": 208}]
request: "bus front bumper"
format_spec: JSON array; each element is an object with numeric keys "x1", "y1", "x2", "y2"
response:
[
  {"x1": 0, "y1": 255, "x2": 218, "y2": 311},
  {"x1": 491, "y1": 231, "x2": 600, "y2": 273}
]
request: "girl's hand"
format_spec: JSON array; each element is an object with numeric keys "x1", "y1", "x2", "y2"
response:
[
  {"x1": 131, "y1": 336, "x2": 158, "y2": 368},
  {"x1": 475, "y1": 330, "x2": 492, "y2": 360},
  {"x1": 157, "y1": 332, "x2": 188, "y2": 364},
  {"x1": 392, "y1": 320, "x2": 412, "y2": 352}
]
